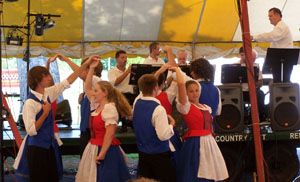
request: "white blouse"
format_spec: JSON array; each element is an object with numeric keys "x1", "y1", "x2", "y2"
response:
[{"x1": 91, "y1": 103, "x2": 118, "y2": 128}]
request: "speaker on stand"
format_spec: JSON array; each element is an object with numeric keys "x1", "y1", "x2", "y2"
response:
[
  {"x1": 269, "y1": 83, "x2": 300, "y2": 131},
  {"x1": 215, "y1": 85, "x2": 244, "y2": 133}
]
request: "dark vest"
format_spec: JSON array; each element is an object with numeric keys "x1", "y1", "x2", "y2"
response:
[
  {"x1": 27, "y1": 93, "x2": 55, "y2": 149},
  {"x1": 80, "y1": 93, "x2": 91, "y2": 132},
  {"x1": 133, "y1": 99, "x2": 169, "y2": 154},
  {"x1": 199, "y1": 81, "x2": 219, "y2": 117}
]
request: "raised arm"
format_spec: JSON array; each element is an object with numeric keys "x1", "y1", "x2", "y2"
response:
[
  {"x1": 84, "y1": 56, "x2": 101, "y2": 101},
  {"x1": 154, "y1": 63, "x2": 171, "y2": 78},
  {"x1": 163, "y1": 45, "x2": 176, "y2": 66},
  {"x1": 56, "y1": 54, "x2": 81, "y2": 72},
  {"x1": 170, "y1": 66, "x2": 186, "y2": 105},
  {"x1": 67, "y1": 55, "x2": 100, "y2": 85},
  {"x1": 46, "y1": 56, "x2": 57, "y2": 71}
]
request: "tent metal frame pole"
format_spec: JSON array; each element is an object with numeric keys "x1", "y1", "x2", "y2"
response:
[
  {"x1": 26, "y1": 0, "x2": 31, "y2": 96},
  {"x1": 240, "y1": 0, "x2": 265, "y2": 181},
  {"x1": 192, "y1": 0, "x2": 207, "y2": 43},
  {"x1": 191, "y1": 0, "x2": 207, "y2": 60},
  {"x1": 81, "y1": 0, "x2": 85, "y2": 59},
  {"x1": 0, "y1": 1, "x2": 4, "y2": 181}
]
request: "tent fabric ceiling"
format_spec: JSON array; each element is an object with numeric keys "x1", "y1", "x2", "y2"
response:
[{"x1": 2, "y1": 0, "x2": 300, "y2": 57}]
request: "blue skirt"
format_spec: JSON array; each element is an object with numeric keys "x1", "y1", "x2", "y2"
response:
[
  {"x1": 170, "y1": 127, "x2": 182, "y2": 168},
  {"x1": 96, "y1": 145, "x2": 130, "y2": 182},
  {"x1": 177, "y1": 137, "x2": 221, "y2": 182},
  {"x1": 15, "y1": 137, "x2": 63, "y2": 182}
]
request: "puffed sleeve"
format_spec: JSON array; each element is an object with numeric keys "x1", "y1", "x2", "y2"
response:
[
  {"x1": 101, "y1": 103, "x2": 119, "y2": 127},
  {"x1": 176, "y1": 96, "x2": 191, "y2": 115}
]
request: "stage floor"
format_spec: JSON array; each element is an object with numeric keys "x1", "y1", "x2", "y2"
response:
[{"x1": 3, "y1": 127, "x2": 138, "y2": 155}]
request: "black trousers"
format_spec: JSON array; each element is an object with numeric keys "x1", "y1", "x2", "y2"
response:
[
  {"x1": 27, "y1": 146, "x2": 58, "y2": 182},
  {"x1": 138, "y1": 151, "x2": 176, "y2": 182},
  {"x1": 79, "y1": 128, "x2": 91, "y2": 158}
]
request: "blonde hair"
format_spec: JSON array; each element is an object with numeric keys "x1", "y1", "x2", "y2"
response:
[{"x1": 97, "y1": 81, "x2": 132, "y2": 117}]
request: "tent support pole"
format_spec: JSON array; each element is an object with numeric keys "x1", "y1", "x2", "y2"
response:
[
  {"x1": 191, "y1": 43, "x2": 196, "y2": 60},
  {"x1": 192, "y1": 0, "x2": 207, "y2": 43},
  {"x1": 240, "y1": 0, "x2": 265, "y2": 181},
  {"x1": 81, "y1": 0, "x2": 85, "y2": 59}
]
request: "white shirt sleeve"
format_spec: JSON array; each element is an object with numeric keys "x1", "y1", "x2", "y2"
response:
[
  {"x1": 253, "y1": 21, "x2": 288, "y2": 42},
  {"x1": 172, "y1": 69, "x2": 202, "y2": 95},
  {"x1": 101, "y1": 103, "x2": 119, "y2": 127},
  {"x1": 92, "y1": 75, "x2": 101, "y2": 88},
  {"x1": 45, "y1": 79, "x2": 70, "y2": 103},
  {"x1": 215, "y1": 88, "x2": 222, "y2": 116},
  {"x1": 132, "y1": 92, "x2": 143, "y2": 111},
  {"x1": 152, "y1": 105, "x2": 174, "y2": 141},
  {"x1": 22, "y1": 99, "x2": 39, "y2": 136},
  {"x1": 165, "y1": 81, "x2": 178, "y2": 104},
  {"x1": 108, "y1": 69, "x2": 117, "y2": 85}
]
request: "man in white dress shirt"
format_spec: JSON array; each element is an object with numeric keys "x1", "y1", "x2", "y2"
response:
[
  {"x1": 143, "y1": 42, "x2": 165, "y2": 65},
  {"x1": 251, "y1": 7, "x2": 293, "y2": 48},
  {"x1": 108, "y1": 50, "x2": 136, "y2": 132},
  {"x1": 108, "y1": 50, "x2": 134, "y2": 97},
  {"x1": 251, "y1": 7, "x2": 295, "y2": 82}
]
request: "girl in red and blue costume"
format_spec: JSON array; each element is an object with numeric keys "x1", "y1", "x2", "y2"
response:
[
  {"x1": 76, "y1": 58, "x2": 132, "y2": 182},
  {"x1": 176, "y1": 77, "x2": 228, "y2": 182}
]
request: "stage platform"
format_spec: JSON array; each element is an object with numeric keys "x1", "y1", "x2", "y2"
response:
[
  {"x1": 3, "y1": 126, "x2": 300, "y2": 181},
  {"x1": 3, "y1": 126, "x2": 300, "y2": 156},
  {"x1": 2, "y1": 127, "x2": 138, "y2": 156}
]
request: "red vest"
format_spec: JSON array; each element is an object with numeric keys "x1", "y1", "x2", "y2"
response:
[
  {"x1": 182, "y1": 104, "x2": 214, "y2": 140},
  {"x1": 156, "y1": 91, "x2": 172, "y2": 115},
  {"x1": 51, "y1": 100, "x2": 59, "y2": 133},
  {"x1": 89, "y1": 111, "x2": 121, "y2": 146}
]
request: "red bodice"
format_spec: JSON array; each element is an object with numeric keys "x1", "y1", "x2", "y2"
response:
[
  {"x1": 89, "y1": 111, "x2": 120, "y2": 146},
  {"x1": 182, "y1": 104, "x2": 214, "y2": 140}
]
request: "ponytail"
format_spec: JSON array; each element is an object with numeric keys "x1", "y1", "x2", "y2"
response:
[
  {"x1": 97, "y1": 81, "x2": 132, "y2": 118},
  {"x1": 113, "y1": 89, "x2": 132, "y2": 118}
]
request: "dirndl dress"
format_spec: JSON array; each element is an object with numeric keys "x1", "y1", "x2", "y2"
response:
[{"x1": 76, "y1": 103, "x2": 130, "y2": 182}]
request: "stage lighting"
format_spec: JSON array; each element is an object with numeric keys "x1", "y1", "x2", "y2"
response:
[
  {"x1": 44, "y1": 19, "x2": 55, "y2": 30},
  {"x1": 35, "y1": 14, "x2": 44, "y2": 36},
  {"x1": 6, "y1": 29, "x2": 23, "y2": 46}
]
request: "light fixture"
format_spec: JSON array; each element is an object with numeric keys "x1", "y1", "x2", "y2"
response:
[
  {"x1": 5, "y1": 0, "x2": 18, "y2": 2},
  {"x1": 35, "y1": 14, "x2": 44, "y2": 36},
  {"x1": 34, "y1": 14, "x2": 56, "y2": 36},
  {"x1": 6, "y1": 29, "x2": 23, "y2": 46},
  {"x1": 44, "y1": 18, "x2": 55, "y2": 30}
]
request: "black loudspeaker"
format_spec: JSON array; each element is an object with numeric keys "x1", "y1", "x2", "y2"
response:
[
  {"x1": 55, "y1": 100, "x2": 72, "y2": 127},
  {"x1": 215, "y1": 85, "x2": 244, "y2": 133},
  {"x1": 263, "y1": 144, "x2": 299, "y2": 181},
  {"x1": 270, "y1": 83, "x2": 300, "y2": 131}
]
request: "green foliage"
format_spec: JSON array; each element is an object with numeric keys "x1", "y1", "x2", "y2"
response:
[
  {"x1": 127, "y1": 56, "x2": 145, "y2": 66},
  {"x1": 1, "y1": 58, "x2": 18, "y2": 70}
]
